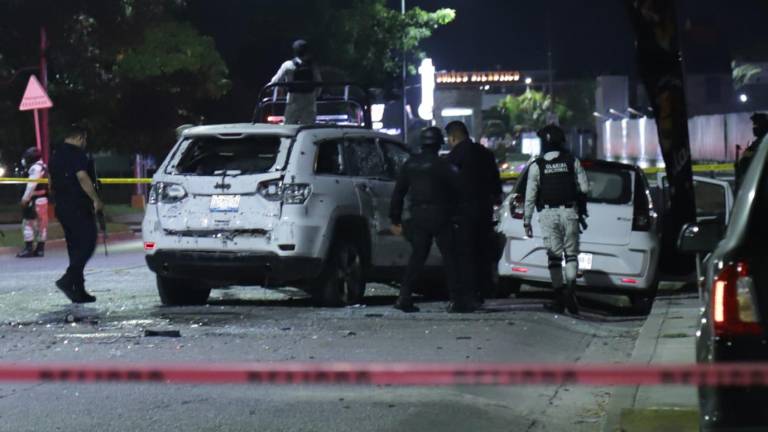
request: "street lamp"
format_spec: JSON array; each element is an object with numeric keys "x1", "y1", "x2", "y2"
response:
[
  {"x1": 740, "y1": 93, "x2": 749, "y2": 103},
  {"x1": 525, "y1": 77, "x2": 533, "y2": 85}
]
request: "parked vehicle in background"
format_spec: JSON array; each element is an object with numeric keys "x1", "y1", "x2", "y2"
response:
[
  {"x1": 679, "y1": 135, "x2": 768, "y2": 431},
  {"x1": 497, "y1": 160, "x2": 661, "y2": 311}
]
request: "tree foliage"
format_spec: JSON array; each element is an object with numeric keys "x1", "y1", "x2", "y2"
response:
[
  {"x1": 497, "y1": 89, "x2": 572, "y2": 131},
  {"x1": 249, "y1": 0, "x2": 455, "y2": 90},
  {"x1": 0, "y1": 0, "x2": 230, "y2": 157}
]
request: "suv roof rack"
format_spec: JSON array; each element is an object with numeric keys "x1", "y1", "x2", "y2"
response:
[{"x1": 252, "y1": 82, "x2": 372, "y2": 129}]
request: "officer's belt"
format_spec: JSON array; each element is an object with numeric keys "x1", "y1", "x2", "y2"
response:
[{"x1": 542, "y1": 203, "x2": 574, "y2": 209}]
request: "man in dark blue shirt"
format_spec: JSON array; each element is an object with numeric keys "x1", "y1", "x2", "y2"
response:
[
  {"x1": 445, "y1": 121, "x2": 503, "y2": 304},
  {"x1": 49, "y1": 124, "x2": 103, "y2": 303}
]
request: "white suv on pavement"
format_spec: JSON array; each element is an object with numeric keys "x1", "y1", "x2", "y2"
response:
[{"x1": 142, "y1": 122, "x2": 435, "y2": 306}]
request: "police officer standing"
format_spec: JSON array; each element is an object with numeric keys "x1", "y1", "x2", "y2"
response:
[
  {"x1": 48, "y1": 125, "x2": 102, "y2": 303},
  {"x1": 16, "y1": 147, "x2": 49, "y2": 258},
  {"x1": 524, "y1": 124, "x2": 589, "y2": 315},
  {"x1": 390, "y1": 127, "x2": 470, "y2": 313},
  {"x1": 736, "y1": 113, "x2": 768, "y2": 192},
  {"x1": 445, "y1": 121, "x2": 503, "y2": 305},
  {"x1": 269, "y1": 39, "x2": 322, "y2": 125}
]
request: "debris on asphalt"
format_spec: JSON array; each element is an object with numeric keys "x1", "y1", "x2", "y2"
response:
[
  {"x1": 456, "y1": 336, "x2": 472, "y2": 340},
  {"x1": 143, "y1": 329, "x2": 182, "y2": 338},
  {"x1": 343, "y1": 331, "x2": 357, "y2": 337}
]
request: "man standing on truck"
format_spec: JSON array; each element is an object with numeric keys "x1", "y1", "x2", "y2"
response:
[
  {"x1": 269, "y1": 39, "x2": 322, "y2": 125},
  {"x1": 524, "y1": 124, "x2": 589, "y2": 315}
]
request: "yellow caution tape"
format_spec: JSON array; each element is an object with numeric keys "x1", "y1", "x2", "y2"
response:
[
  {"x1": 0, "y1": 178, "x2": 152, "y2": 184},
  {"x1": 501, "y1": 163, "x2": 735, "y2": 180}
]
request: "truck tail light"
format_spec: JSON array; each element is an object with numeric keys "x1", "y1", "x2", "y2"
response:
[
  {"x1": 509, "y1": 193, "x2": 525, "y2": 220},
  {"x1": 712, "y1": 262, "x2": 762, "y2": 337},
  {"x1": 283, "y1": 183, "x2": 312, "y2": 205},
  {"x1": 632, "y1": 187, "x2": 656, "y2": 232},
  {"x1": 257, "y1": 179, "x2": 283, "y2": 202}
]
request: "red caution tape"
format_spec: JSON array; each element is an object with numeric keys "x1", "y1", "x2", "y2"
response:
[{"x1": 1, "y1": 362, "x2": 768, "y2": 387}]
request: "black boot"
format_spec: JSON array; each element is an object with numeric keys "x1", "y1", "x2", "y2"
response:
[
  {"x1": 16, "y1": 242, "x2": 35, "y2": 258},
  {"x1": 563, "y1": 281, "x2": 579, "y2": 315},
  {"x1": 55, "y1": 274, "x2": 80, "y2": 303},
  {"x1": 393, "y1": 298, "x2": 420, "y2": 313},
  {"x1": 72, "y1": 281, "x2": 96, "y2": 304},
  {"x1": 544, "y1": 287, "x2": 566, "y2": 314},
  {"x1": 33, "y1": 242, "x2": 45, "y2": 257}
]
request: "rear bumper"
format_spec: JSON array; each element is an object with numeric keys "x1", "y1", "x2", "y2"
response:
[
  {"x1": 146, "y1": 250, "x2": 323, "y2": 285},
  {"x1": 498, "y1": 238, "x2": 659, "y2": 293}
]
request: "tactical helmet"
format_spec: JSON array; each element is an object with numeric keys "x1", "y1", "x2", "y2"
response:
[{"x1": 420, "y1": 126, "x2": 445, "y2": 148}]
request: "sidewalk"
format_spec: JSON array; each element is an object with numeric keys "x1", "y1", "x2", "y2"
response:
[{"x1": 602, "y1": 294, "x2": 701, "y2": 432}]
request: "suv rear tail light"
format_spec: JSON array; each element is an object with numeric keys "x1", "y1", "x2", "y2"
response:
[
  {"x1": 509, "y1": 193, "x2": 524, "y2": 220},
  {"x1": 712, "y1": 262, "x2": 762, "y2": 337},
  {"x1": 258, "y1": 179, "x2": 283, "y2": 202},
  {"x1": 283, "y1": 184, "x2": 312, "y2": 204},
  {"x1": 632, "y1": 183, "x2": 657, "y2": 232},
  {"x1": 148, "y1": 183, "x2": 187, "y2": 205}
]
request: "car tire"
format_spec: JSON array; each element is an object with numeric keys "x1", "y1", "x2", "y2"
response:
[
  {"x1": 495, "y1": 277, "x2": 521, "y2": 298},
  {"x1": 629, "y1": 281, "x2": 659, "y2": 315},
  {"x1": 312, "y1": 237, "x2": 366, "y2": 307},
  {"x1": 157, "y1": 275, "x2": 211, "y2": 306}
]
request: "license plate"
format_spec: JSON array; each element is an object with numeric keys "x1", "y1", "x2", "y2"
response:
[
  {"x1": 210, "y1": 195, "x2": 240, "y2": 212},
  {"x1": 578, "y1": 253, "x2": 593, "y2": 270}
]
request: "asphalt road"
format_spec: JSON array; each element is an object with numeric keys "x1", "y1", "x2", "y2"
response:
[{"x1": 0, "y1": 243, "x2": 645, "y2": 431}]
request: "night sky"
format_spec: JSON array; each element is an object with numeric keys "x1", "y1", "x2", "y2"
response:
[{"x1": 191, "y1": 0, "x2": 768, "y2": 116}]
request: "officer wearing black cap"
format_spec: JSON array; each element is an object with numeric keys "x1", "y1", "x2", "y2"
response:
[
  {"x1": 48, "y1": 124, "x2": 103, "y2": 303},
  {"x1": 524, "y1": 124, "x2": 589, "y2": 315},
  {"x1": 736, "y1": 113, "x2": 768, "y2": 191},
  {"x1": 389, "y1": 127, "x2": 467, "y2": 313}
]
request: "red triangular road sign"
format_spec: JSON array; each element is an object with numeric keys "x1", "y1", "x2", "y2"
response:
[{"x1": 19, "y1": 75, "x2": 53, "y2": 111}]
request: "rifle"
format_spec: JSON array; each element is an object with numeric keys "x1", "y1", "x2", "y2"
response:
[
  {"x1": 577, "y1": 192, "x2": 589, "y2": 232},
  {"x1": 97, "y1": 210, "x2": 108, "y2": 256}
]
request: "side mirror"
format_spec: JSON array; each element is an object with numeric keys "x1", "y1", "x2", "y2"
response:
[{"x1": 677, "y1": 219, "x2": 723, "y2": 254}]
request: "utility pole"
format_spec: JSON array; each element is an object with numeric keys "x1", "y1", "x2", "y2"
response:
[
  {"x1": 401, "y1": 0, "x2": 408, "y2": 144},
  {"x1": 40, "y1": 26, "x2": 50, "y2": 164}
]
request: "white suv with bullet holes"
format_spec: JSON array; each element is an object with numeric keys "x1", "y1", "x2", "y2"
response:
[{"x1": 142, "y1": 123, "x2": 436, "y2": 306}]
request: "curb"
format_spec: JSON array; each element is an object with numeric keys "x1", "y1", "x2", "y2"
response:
[
  {"x1": 601, "y1": 297, "x2": 671, "y2": 432},
  {"x1": 0, "y1": 231, "x2": 139, "y2": 256}
]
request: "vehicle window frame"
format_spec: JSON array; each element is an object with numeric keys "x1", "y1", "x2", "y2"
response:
[
  {"x1": 314, "y1": 138, "x2": 348, "y2": 177},
  {"x1": 342, "y1": 135, "x2": 388, "y2": 179},
  {"x1": 378, "y1": 139, "x2": 411, "y2": 181}
]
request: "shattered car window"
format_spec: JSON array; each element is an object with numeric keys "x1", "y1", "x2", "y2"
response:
[{"x1": 173, "y1": 136, "x2": 282, "y2": 175}]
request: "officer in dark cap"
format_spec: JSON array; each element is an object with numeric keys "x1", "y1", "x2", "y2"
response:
[
  {"x1": 736, "y1": 113, "x2": 768, "y2": 191},
  {"x1": 524, "y1": 124, "x2": 589, "y2": 315},
  {"x1": 269, "y1": 39, "x2": 322, "y2": 124},
  {"x1": 390, "y1": 127, "x2": 469, "y2": 313},
  {"x1": 48, "y1": 124, "x2": 103, "y2": 303}
]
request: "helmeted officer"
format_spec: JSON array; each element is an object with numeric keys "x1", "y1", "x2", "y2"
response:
[
  {"x1": 390, "y1": 127, "x2": 468, "y2": 313},
  {"x1": 269, "y1": 39, "x2": 322, "y2": 125},
  {"x1": 48, "y1": 124, "x2": 103, "y2": 303},
  {"x1": 736, "y1": 113, "x2": 768, "y2": 192},
  {"x1": 16, "y1": 147, "x2": 49, "y2": 258},
  {"x1": 524, "y1": 124, "x2": 589, "y2": 314},
  {"x1": 445, "y1": 121, "x2": 503, "y2": 306}
]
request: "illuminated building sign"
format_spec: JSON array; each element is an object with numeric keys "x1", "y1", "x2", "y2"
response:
[
  {"x1": 436, "y1": 71, "x2": 521, "y2": 86},
  {"x1": 418, "y1": 58, "x2": 436, "y2": 121}
]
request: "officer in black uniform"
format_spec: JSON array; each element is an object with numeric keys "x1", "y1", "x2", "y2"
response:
[
  {"x1": 445, "y1": 121, "x2": 503, "y2": 306},
  {"x1": 736, "y1": 113, "x2": 768, "y2": 192},
  {"x1": 48, "y1": 124, "x2": 103, "y2": 303},
  {"x1": 390, "y1": 127, "x2": 469, "y2": 313}
]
